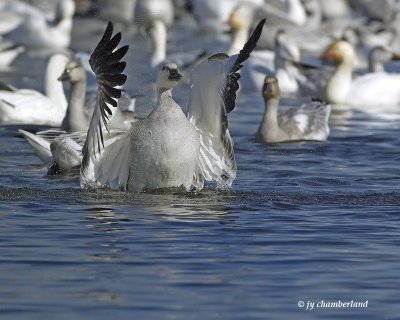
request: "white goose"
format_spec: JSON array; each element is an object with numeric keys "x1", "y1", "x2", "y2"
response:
[
  {"x1": 3, "y1": 0, "x2": 75, "y2": 49},
  {"x1": 233, "y1": 28, "x2": 316, "y2": 95},
  {"x1": 190, "y1": 0, "x2": 263, "y2": 33},
  {"x1": 228, "y1": 1, "x2": 331, "y2": 54},
  {"x1": 80, "y1": 20, "x2": 265, "y2": 192},
  {"x1": 0, "y1": 53, "x2": 68, "y2": 126},
  {"x1": 322, "y1": 40, "x2": 400, "y2": 108},
  {"x1": 257, "y1": 76, "x2": 331, "y2": 143},
  {"x1": 18, "y1": 60, "x2": 137, "y2": 171},
  {"x1": 18, "y1": 59, "x2": 89, "y2": 165},
  {"x1": 135, "y1": 0, "x2": 174, "y2": 69}
]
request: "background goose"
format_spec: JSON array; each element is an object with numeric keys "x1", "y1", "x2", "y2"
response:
[
  {"x1": 2, "y1": 0, "x2": 75, "y2": 50},
  {"x1": 18, "y1": 59, "x2": 137, "y2": 171},
  {"x1": 237, "y1": 29, "x2": 317, "y2": 95},
  {"x1": 228, "y1": 1, "x2": 332, "y2": 54},
  {"x1": 18, "y1": 59, "x2": 89, "y2": 166},
  {"x1": 135, "y1": 0, "x2": 174, "y2": 69},
  {"x1": 0, "y1": 0, "x2": 49, "y2": 35},
  {"x1": 0, "y1": 53, "x2": 68, "y2": 125},
  {"x1": 322, "y1": 40, "x2": 400, "y2": 108},
  {"x1": 81, "y1": 20, "x2": 265, "y2": 192},
  {"x1": 257, "y1": 76, "x2": 331, "y2": 143}
]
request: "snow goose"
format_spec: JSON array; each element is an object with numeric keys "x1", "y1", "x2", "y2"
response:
[
  {"x1": 80, "y1": 19, "x2": 265, "y2": 192},
  {"x1": 228, "y1": 1, "x2": 331, "y2": 54},
  {"x1": 235, "y1": 29, "x2": 317, "y2": 95},
  {"x1": 257, "y1": 76, "x2": 331, "y2": 143},
  {"x1": 17, "y1": 59, "x2": 89, "y2": 166},
  {"x1": 17, "y1": 59, "x2": 87, "y2": 165},
  {"x1": 18, "y1": 59, "x2": 137, "y2": 171},
  {"x1": 0, "y1": 53, "x2": 68, "y2": 126},
  {"x1": 322, "y1": 40, "x2": 400, "y2": 108},
  {"x1": 3, "y1": 0, "x2": 75, "y2": 50}
]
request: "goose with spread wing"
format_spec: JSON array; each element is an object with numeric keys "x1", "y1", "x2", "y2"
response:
[
  {"x1": 257, "y1": 76, "x2": 331, "y2": 143},
  {"x1": 80, "y1": 19, "x2": 265, "y2": 192},
  {"x1": 18, "y1": 59, "x2": 137, "y2": 172}
]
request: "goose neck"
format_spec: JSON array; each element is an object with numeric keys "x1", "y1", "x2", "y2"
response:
[
  {"x1": 150, "y1": 20, "x2": 167, "y2": 68},
  {"x1": 325, "y1": 59, "x2": 353, "y2": 104},
  {"x1": 228, "y1": 27, "x2": 249, "y2": 56},
  {"x1": 263, "y1": 97, "x2": 280, "y2": 129},
  {"x1": 45, "y1": 58, "x2": 68, "y2": 111},
  {"x1": 62, "y1": 79, "x2": 87, "y2": 132}
]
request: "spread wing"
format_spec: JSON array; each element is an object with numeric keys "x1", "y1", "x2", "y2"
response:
[
  {"x1": 80, "y1": 21, "x2": 131, "y2": 190},
  {"x1": 188, "y1": 19, "x2": 265, "y2": 188}
]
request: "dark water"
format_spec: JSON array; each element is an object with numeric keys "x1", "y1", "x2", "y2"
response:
[{"x1": 1, "y1": 18, "x2": 400, "y2": 320}]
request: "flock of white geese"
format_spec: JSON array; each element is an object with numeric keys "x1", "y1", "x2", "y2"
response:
[{"x1": 0, "y1": 0, "x2": 400, "y2": 192}]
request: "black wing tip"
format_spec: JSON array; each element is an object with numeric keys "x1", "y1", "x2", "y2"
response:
[
  {"x1": 224, "y1": 18, "x2": 266, "y2": 112},
  {"x1": 90, "y1": 21, "x2": 129, "y2": 99}
]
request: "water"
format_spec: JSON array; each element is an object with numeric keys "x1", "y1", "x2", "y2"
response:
[{"x1": 1, "y1": 18, "x2": 400, "y2": 320}]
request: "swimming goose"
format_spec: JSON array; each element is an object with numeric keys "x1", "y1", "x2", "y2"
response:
[
  {"x1": 257, "y1": 76, "x2": 331, "y2": 143},
  {"x1": 59, "y1": 60, "x2": 91, "y2": 132},
  {"x1": 17, "y1": 59, "x2": 89, "y2": 166},
  {"x1": 80, "y1": 20, "x2": 265, "y2": 192},
  {"x1": 322, "y1": 40, "x2": 400, "y2": 107},
  {"x1": 3, "y1": 0, "x2": 75, "y2": 49},
  {"x1": 0, "y1": 53, "x2": 68, "y2": 126},
  {"x1": 19, "y1": 59, "x2": 137, "y2": 170}
]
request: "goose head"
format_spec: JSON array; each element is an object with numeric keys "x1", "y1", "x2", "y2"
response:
[
  {"x1": 227, "y1": 4, "x2": 254, "y2": 33},
  {"x1": 156, "y1": 63, "x2": 182, "y2": 91},
  {"x1": 263, "y1": 76, "x2": 280, "y2": 100},
  {"x1": 321, "y1": 40, "x2": 355, "y2": 65},
  {"x1": 58, "y1": 61, "x2": 85, "y2": 83}
]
